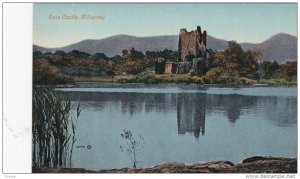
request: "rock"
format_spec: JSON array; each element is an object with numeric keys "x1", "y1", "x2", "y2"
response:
[{"x1": 32, "y1": 156, "x2": 297, "y2": 173}]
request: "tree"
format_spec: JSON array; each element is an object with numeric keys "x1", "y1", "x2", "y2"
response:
[
  {"x1": 260, "y1": 60, "x2": 281, "y2": 79},
  {"x1": 33, "y1": 51, "x2": 44, "y2": 59},
  {"x1": 210, "y1": 41, "x2": 260, "y2": 77},
  {"x1": 273, "y1": 61, "x2": 297, "y2": 79},
  {"x1": 33, "y1": 59, "x2": 72, "y2": 84},
  {"x1": 120, "y1": 55, "x2": 149, "y2": 75},
  {"x1": 122, "y1": 49, "x2": 129, "y2": 57},
  {"x1": 129, "y1": 48, "x2": 145, "y2": 60},
  {"x1": 243, "y1": 50, "x2": 261, "y2": 76},
  {"x1": 224, "y1": 41, "x2": 245, "y2": 76},
  {"x1": 91, "y1": 53, "x2": 107, "y2": 61}
]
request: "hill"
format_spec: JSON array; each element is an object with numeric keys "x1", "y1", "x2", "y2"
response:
[{"x1": 33, "y1": 33, "x2": 297, "y2": 62}]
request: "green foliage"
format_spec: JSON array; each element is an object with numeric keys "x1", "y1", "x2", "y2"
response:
[
  {"x1": 185, "y1": 54, "x2": 196, "y2": 62},
  {"x1": 129, "y1": 48, "x2": 144, "y2": 60},
  {"x1": 214, "y1": 76, "x2": 256, "y2": 85},
  {"x1": 223, "y1": 41, "x2": 261, "y2": 76},
  {"x1": 32, "y1": 88, "x2": 81, "y2": 168},
  {"x1": 177, "y1": 61, "x2": 192, "y2": 74},
  {"x1": 59, "y1": 66, "x2": 106, "y2": 77},
  {"x1": 33, "y1": 43, "x2": 296, "y2": 85},
  {"x1": 146, "y1": 49, "x2": 178, "y2": 62},
  {"x1": 212, "y1": 41, "x2": 261, "y2": 77},
  {"x1": 260, "y1": 61, "x2": 280, "y2": 79},
  {"x1": 146, "y1": 49, "x2": 178, "y2": 70},
  {"x1": 33, "y1": 49, "x2": 180, "y2": 84},
  {"x1": 262, "y1": 78, "x2": 297, "y2": 85},
  {"x1": 192, "y1": 57, "x2": 207, "y2": 75},
  {"x1": 116, "y1": 72, "x2": 204, "y2": 84},
  {"x1": 204, "y1": 66, "x2": 256, "y2": 84},
  {"x1": 203, "y1": 67, "x2": 223, "y2": 84},
  {"x1": 120, "y1": 55, "x2": 149, "y2": 75},
  {"x1": 273, "y1": 61, "x2": 297, "y2": 79},
  {"x1": 119, "y1": 72, "x2": 160, "y2": 84},
  {"x1": 33, "y1": 59, "x2": 73, "y2": 85},
  {"x1": 206, "y1": 41, "x2": 261, "y2": 83},
  {"x1": 90, "y1": 53, "x2": 108, "y2": 61}
]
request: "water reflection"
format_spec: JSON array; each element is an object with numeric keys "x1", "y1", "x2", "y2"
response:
[
  {"x1": 177, "y1": 93, "x2": 206, "y2": 139},
  {"x1": 60, "y1": 90, "x2": 296, "y2": 138},
  {"x1": 206, "y1": 94, "x2": 260, "y2": 123}
]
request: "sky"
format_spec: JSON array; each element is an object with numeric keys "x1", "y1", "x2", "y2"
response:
[{"x1": 33, "y1": 3, "x2": 298, "y2": 48}]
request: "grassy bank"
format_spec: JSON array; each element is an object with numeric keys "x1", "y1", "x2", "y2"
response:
[
  {"x1": 73, "y1": 73, "x2": 203, "y2": 84},
  {"x1": 73, "y1": 71, "x2": 263, "y2": 85},
  {"x1": 262, "y1": 78, "x2": 297, "y2": 85}
]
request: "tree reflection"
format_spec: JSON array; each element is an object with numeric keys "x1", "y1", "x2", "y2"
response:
[
  {"x1": 206, "y1": 94, "x2": 259, "y2": 123},
  {"x1": 59, "y1": 89, "x2": 297, "y2": 139}
]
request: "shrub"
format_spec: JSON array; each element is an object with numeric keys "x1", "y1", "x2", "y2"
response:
[
  {"x1": 33, "y1": 59, "x2": 73, "y2": 85},
  {"x1": 120, "y1": 130, "x2": 144, "y2": 168},
  {"x1": 214, "y1": 76, "x2": 256, "y2": 84},
  {"x1": 203, "y1": 67, "x2": 223, "y2": 84}
]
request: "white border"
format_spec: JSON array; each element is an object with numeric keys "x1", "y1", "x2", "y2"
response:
[
  {"x1": 1, "y1": 1, "x2": 299, "y2": 179},
  {"x1": 2, "y1": 3, "x2": 33, "y2": 174}
]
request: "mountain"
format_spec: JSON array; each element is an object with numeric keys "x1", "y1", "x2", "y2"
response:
[
  {"x1": 35, "y1": 35, "x2": 179, "y2": 57},
  {"x1": 33, "y1": 33, "x2": 297, "y2": 62},
  {"x1": 33, "y1": 45, "x2": 55, "y2": 52},
  {"x1": 252, "y1": 33, "x2": 297, "y2": 61}
]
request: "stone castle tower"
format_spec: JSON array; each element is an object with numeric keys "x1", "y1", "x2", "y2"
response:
[{"x1": 178, "y1": 26, "x2": 207, "y2": 60}]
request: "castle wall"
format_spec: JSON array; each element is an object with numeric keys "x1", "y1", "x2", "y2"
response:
[
  {"x1": 178, "y1": 29, "x2": 197, "y2": 60},
  {"x1": 178, "y1": 26, "x2": 207, "y2": 60}
]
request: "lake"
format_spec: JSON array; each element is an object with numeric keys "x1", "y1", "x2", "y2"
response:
[{"x1": 55, "y1": 83, "x2": 297, "y2": 170}]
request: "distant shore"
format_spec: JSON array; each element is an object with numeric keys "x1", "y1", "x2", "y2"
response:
[
  {"x1": 32, "y1": 156, "x2": 297, "y2": 173},
  {"x1": 69, "y1": 74, "x2": 297, "y2": 86}
]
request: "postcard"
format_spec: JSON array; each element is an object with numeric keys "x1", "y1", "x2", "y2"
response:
[{"x1": 31, "y1": 3, "x2": 297, "y2": 173}]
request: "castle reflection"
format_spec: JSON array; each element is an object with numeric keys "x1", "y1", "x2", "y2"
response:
[
  {"x1": 60, "y1": 90, "x2": 296, "y2": 139},
  {"x1": 177, "y1": 93, "x2": 206, "y2": 139}
]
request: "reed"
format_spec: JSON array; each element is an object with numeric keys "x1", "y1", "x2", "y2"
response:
[{"x1": 32, "y1": 87, "x2": 81, "y2": 168}]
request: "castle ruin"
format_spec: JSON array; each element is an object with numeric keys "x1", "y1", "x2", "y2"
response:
[
  {"x1": 155, "y1": 25, "x2": 211, "y2": 75},
  {"x1": 178, "y1": 26, "x2": 207, "y2": 60}
]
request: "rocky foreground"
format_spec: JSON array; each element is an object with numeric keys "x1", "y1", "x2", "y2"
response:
[{"x1": 32, "y1": 156, "x2": 297, "y2": 173}]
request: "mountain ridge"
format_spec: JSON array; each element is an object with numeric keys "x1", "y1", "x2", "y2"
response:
[{"x1": 33, "y1": 33, "x2": 297, "y2": 62}]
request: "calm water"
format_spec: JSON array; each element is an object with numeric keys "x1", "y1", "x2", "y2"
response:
[{"x1": 55, "y1": 83, "x2": 297, "y2": 170}]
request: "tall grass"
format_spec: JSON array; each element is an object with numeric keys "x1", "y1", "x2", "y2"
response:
[{"x1": 32, "y1": 87, "x2": 81, "y2": 168}]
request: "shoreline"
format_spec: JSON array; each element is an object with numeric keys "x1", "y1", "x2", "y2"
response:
[
  {"x1": 51, "y1": 81, "x2": 297, "y2": 89},
  {"x1": 35, "y1": 74, "x2": 297, "y2": 87},
  {"x1": 71, "y1": 74, "x2": 297, "y2": 86},
  {"x1": 32, "y1": 156, "x2": 297, "y2": 173}
]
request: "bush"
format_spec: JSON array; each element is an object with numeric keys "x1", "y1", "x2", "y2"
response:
[
  {"x1": 239, "y1": 77, "x2": 256, "y2": 84},
  {"x1": 204, "y1": 66, "x2": 255, "y2": 84},
  {"x1": 115, "y1": 72, "x2": 204, "y2": 84},
  {"x1": 177, "y1": 61, "x2": 192, "y2": 74},
  {"x1": 134, "y1": 73, "x2": 160, "y2": 84},
  {"x1": 203, "y1": 67, "x2": 223, "y2": 84},
  {"x1": 214, "y1": 76, "x2": 240, "y2": 84},
  {"x1": 33, "y1": 59, "x2": 73, "y2": 85},
  {"x1": 213, "y1": 76, "x2": 255, "y2": 84}
]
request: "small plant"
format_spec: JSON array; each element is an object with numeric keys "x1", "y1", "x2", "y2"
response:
[{"x1": 120, "y1": 130, "x2": 144, "y2": 169}]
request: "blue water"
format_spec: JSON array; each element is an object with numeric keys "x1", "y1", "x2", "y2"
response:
[{"x1": 55, "y1": 83, "x2": 297, "y2": 170}]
